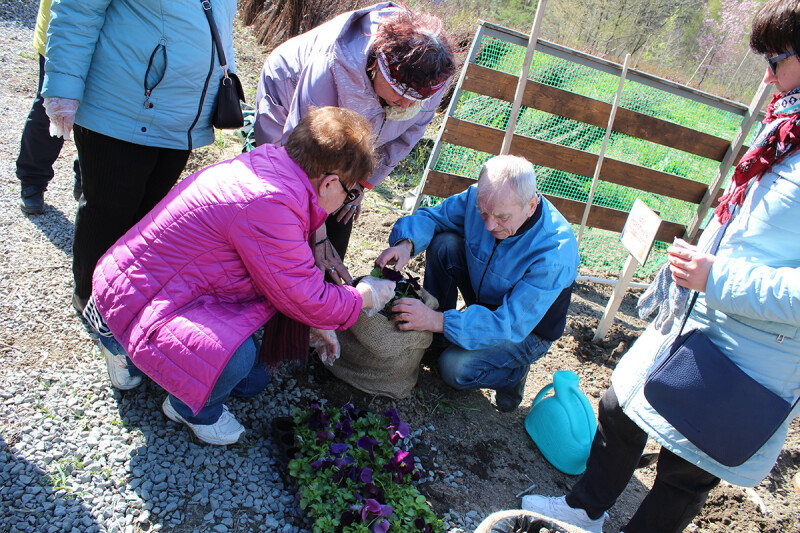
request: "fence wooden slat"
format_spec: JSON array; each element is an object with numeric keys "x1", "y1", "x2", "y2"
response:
[
  {"x1": 422, "y1": 170, "x2": 685, "y2": 243},
  {"x1": 463, "y1": 64, "x2": 740, "y2": 162},
  {"x1": 441, "y1": 118, "x2": 709, "y2": 204}
]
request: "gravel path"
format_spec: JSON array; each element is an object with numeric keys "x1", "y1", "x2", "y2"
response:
[
  {"x1": 0, "y1": 4, "x2": 479, "y2": 532},
  {"x1": 0, "y1": 4, "x2": 325, "y2": 533}
]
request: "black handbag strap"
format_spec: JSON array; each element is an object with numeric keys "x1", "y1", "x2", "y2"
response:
[
  {"x1": 677, "y1": 218, "x2": 731, "y2": 336},
  {"x1": 200, "y1": 0, "x2": 228, "y2": 69}
]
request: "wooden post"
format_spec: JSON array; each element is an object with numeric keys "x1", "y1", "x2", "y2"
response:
[
  {"x1": 404, "y1": 21, "x2": 487, "y2": 213},
  {"x1": 684, "y1": 81, "x2": 771, "y2": 241},
  {"x1": 593, "y1": 254, "x2": 639, "y2": 342},
  {"x1": 500, "y1": 0, "x2": 548, "y2": 155},
  {"x1": 593, "y1": 200, "x2": 661, "y2": 342},
  {"x1": 577, "y1": 53, "x2": 631, "y2": 245}
]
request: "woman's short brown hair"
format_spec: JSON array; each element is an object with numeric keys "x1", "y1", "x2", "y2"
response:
[
  {"x1": 285, "y1": 106, "x2": 375, "y2": 186},
  {"x1": 369, "y1": 9, "x2": 455, "y2": 95},
  {"x1": 750, "y1": 0, "x2": 800, "y2": 56}
]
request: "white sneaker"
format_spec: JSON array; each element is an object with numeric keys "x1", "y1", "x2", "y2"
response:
[
  {"x1": 162, "y1": 398, "x2": 245, "y2": 446},
  {"x1": 101, "y1": 342, "x2": 142, "y2": 390},
  {"x1": 521, "y1": 495, "x2": 607, "y2": 533}
]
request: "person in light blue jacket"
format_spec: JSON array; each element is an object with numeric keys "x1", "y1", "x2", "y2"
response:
[
  {"x1": 375, "y1": 155, "x2": 579, "y2": 412},
  {"x1": 41, "y1": 0, "x2": 237, "y2": 314},
  {"x1": 522, "y1": 1, "x2": 800, "y2": 531}
]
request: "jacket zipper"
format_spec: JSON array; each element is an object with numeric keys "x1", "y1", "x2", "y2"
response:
[
  {"x1": 186, "y1": 28, "x2": 217, "y2": 150},
  {"x1": 476, "y1": 239, "x2": 500, "y2": 306}
]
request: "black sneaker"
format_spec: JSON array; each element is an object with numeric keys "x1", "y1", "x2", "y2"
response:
[
  {"x1": 20, "y1": 191, "x2": 45, "y2": 214},
  {"x1": 495, "y1": 372, "x2": 528, "y2": 412}
]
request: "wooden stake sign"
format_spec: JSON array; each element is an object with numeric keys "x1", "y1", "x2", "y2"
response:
[{"x1": 593, "y1": 200, "x2": 662, "y2": 342}]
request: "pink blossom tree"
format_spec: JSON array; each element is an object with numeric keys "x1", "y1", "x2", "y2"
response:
[{"x1": 695, "y1": 0, "x2": 760, "y2": 85}]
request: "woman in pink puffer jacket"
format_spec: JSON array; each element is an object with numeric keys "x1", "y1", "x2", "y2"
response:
[{"x1": 87, "y1": 107, "x2": 396, "y2": 445}]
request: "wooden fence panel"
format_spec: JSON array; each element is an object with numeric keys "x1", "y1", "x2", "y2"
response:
[
  {"x1": 422, "y1": 170, "x2": 685, "y2": 242},
  {"x1": 462, "y1": 64, "x2": 747, "y2": 162},
  {"x1": 442, "y1": 118, "x2": 710, "y2": 203}
]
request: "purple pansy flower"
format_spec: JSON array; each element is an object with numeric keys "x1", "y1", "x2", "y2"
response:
[
  {"x1": 384, "y1": 449, "x2": 416, "y2": 484},
  {"x1": 385, "y1": 409, "x2": 410, "y2": 444},
  {"x1": 357, "y1": 436, "x2": 381, "y2": 462},
  {"x1": 336, "y1": 417, "x2": 354, "y2": 439},
  {"x1": 330, "y1": 443, "x2": 348, "y2": 455},
  {"x1": 306, "y1": 403, "x2": 330, "y2": 429},
  {"x1": 414, "y1": 518, "x2": 433, "y2": 532},
  {"x1": 359, "y1": 466, "x2": 373, "y2": 484}
]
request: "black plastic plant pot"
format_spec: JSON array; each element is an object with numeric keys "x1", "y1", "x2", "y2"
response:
[{"x1": 272, "y1": 416, "x2": 295, "y2": 434}]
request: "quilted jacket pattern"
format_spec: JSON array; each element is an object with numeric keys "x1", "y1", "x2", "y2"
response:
[{"x1": 93, "y1": 144, "x2": 362, "y2": 413}]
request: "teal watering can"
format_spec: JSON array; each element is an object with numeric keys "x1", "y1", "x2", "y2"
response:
[{"x1": 524, "y1": 370, "x2": 597, "y2": 475}]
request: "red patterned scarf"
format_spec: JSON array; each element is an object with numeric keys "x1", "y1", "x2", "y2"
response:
[{"x1": 715, "y1": 87, "x2": 800, "y2": 223}]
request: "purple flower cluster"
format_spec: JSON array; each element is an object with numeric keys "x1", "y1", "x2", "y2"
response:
[{"x1": 302, "y1": 403, "x2": 434, "y2": 532}]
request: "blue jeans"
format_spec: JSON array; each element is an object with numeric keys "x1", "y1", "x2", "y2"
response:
[
  {"x1": 101, "y1": 335, "x2": 269, "y2": 425},
  {"x1": 424, "y1": 231, "x2": 552, "y2": 391}
]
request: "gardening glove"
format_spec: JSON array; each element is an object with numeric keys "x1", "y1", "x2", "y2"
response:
[
  {"x1": 638, "y1": 261, "x2": 690, "y2": 334},
  {"x1": 309, "y1": 327, "x2": 340, "y2": 366},
  {"x1": 43, "y1": 97, "x2": 79, "y2": 141},
  {"x1": 357, "y1": 276, "x2": 396, "y2": 317}
]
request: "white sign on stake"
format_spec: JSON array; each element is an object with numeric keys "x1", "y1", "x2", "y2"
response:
[{"x1": 593, "y1": 200, "x2": 662, "y2": 342}]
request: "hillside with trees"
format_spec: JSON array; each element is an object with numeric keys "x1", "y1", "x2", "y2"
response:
[{"x1": 242, "y1": 0, "x2": 768, "y2": 102}]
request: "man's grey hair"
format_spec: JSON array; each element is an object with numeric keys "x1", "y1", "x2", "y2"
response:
[{"x1": 476, "y1": 155, "x2": 538, "y2": 206}]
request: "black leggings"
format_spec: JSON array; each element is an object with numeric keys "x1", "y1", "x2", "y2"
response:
[
  {"x1": 72, "y1": 126, "x2": 190, "y2": 299},
  {"x1": 566, "y1": 387, "x2": 720, "y2": 533}
]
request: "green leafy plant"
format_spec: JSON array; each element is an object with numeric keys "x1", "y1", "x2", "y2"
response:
[
  {"x1": 288, "y1": 403, "x2": 443, "y2": 533},
  {"x1": 368, "y1": 266, "x2": 423, "y2": 316}
]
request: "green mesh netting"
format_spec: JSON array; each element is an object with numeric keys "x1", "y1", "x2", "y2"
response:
[{"x1": 429, "y1": 35, "x2": 762, "y2": 278}]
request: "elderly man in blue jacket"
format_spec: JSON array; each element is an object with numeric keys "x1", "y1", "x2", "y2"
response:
[{"x1": 376, "y1": 155, "x2": 579, "y2": 411}]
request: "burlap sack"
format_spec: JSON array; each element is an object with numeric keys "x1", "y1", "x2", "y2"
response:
[
  {"x1": 474, "y1": 509, "x2": 590, "y2": 533},
  {"x1": 329, "y1": 288, "x2": 438, "y2": 399}
]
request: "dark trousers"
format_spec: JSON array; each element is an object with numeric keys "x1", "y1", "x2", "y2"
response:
[
  {"x1": 325, "y1": 213, "x2": 354, "y2": 260},
  {"x1": 566, "y1": 387, "x2": 720, "y2": 533},
  {"x1": 16, "y1": 54, "x2": 80, "y2": 196},
  {"x1": 72, "y1": 125, "x2": 190, "y2": 299}
]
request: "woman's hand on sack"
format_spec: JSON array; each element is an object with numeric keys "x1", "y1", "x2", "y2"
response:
[
  {"x1": 334, "y1": 183, "x2": 365, "y2": 225},
  {"x1": 309, "y1": 327, "x2": 340, "y2": 365},
  {"x1": 356, "y1": 276, "x2": 396, "y2": 316},
  {"x1": 668, "y1": 243, "x2": 715, "y2": 292},
  {"x1": 375, "y1": 240, "x2": 413, "y2": 271},
  {"x1": 314, "y1": 237, "x2": 353, "y2": 285},
  {"x1": 390, "y1": 297, "x2": 443, "y2": 333}
]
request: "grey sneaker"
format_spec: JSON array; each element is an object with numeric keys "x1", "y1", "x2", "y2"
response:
[
  {"x1": 162, "y1": 398, "x2": 245, "y2": 446},
  {"x1": 521, "y1": 495, "x2": 607, "y2": 533},
  {"x1": 101, "y1": 341, "x2": 142, "y2": 390}
]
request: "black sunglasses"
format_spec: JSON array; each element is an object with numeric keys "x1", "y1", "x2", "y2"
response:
[
  {"x1": 766, "y1": 50, "x2": 797, "y2": 75},
  {"x1": 324, "y1": 173, "x2": 361, "y2": 204}
]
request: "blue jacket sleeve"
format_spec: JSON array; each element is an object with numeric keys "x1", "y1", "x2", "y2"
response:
[
  {"x1": 388, "y1": 188, "x2": 472, "y2": 255},
  {"x1": 443, "y1": 262, "x2": 575, "y2": 350},
  {"x1": 42, "y1": 0, "x2": 112, "y2": 100}
]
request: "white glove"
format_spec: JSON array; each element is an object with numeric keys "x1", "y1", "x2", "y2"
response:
[
  {"x1": 357, "y1": 276, "x2": 397, "y2": 317},
  {"x1": 44, "y1": 97, "x2": 79, "y2": 140},
  {"x1": 310, "y1": 327, "x2": 340, "y2": 366}
]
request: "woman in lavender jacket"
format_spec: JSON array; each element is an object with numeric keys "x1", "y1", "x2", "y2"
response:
[{"x1": 255, "y1": 2, "x2": 455, "y2": 282}]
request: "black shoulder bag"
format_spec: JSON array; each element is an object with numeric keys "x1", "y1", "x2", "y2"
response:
[
  {"x1": 644, "y1": 220, "x2": 799, "y2": 467},
  {"x1": 201, "y1": 0, "x2": 245, "y2": 129}
]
